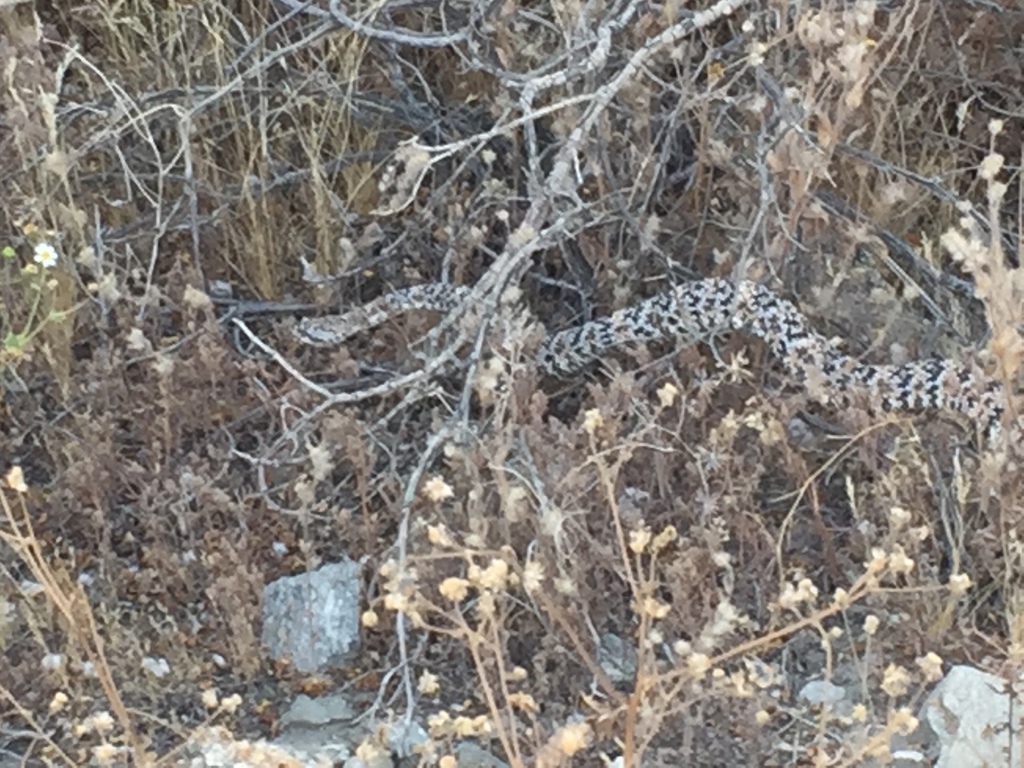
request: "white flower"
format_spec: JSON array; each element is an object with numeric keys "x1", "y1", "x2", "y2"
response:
[{"x1": 33, "y1": 242, "x2": 58, "y2": 268}]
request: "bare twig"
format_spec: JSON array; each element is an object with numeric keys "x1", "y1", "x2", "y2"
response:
[
  {"x1": 272, "y1": 0, "x2": 467, "y2": 47},
  {"x1": 234, "y1": 317, "x2": 474, "y2": 406},
  {"x1": 836, "y1": 141, "x2": 1020, "y2": 266}
]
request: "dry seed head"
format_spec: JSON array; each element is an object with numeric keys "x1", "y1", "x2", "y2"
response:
[
  {"x1": 384, "y1": 592, "x2": 411, "y2": 612},
  {"x1": 522, "y1": 561, "x2": 545, "y2": 593},
  {"x1": 474, "y1": 558, "x2": 510, "y2": 590},
  {"x1": 747, "y1": 40, "x2": 768, "y2": 67},
  {"x1": 552, "y1": 721, "x2": 591, "y2": 756},
  {"x1": 730, "y1": 670, "x2": 752, "y2": 696},
  {"x1": 988, "y1": 182, "x2": 1008, "y2": 204},
  {"x1": 673, "y1": 640, "x2": 692, "y2": 657},
  {"x1": 755, "y1": 709, "x2": 771, "y2": 726},
  {"x1": 629, "y1": 527, "x2": 652, "y2": 554},
  {"x1": 881, "y1": 664, "x2": 912, "y2": 697},
  {"x1": 889, "y1": 707, "x2": 919, "y2": 735},
  {"x1": 92, "y1": 744, "x2": 120, "y2": 766},
  {"x1": 863, "y1": 614, "x2": 880, "y2": 636},
  {"x1": 503, "y1": 484, "x2": 530, "y2": 521},
  {"x1": 555, "y1": 576, "x2": 577, "y2": 595},
  {"x1": 582, "y1": 407, "x2": 603, "y2": 436},
  {"x1": 915, "y1": 652, "x2": 943, "y2": 682},
  {"x1": 866, "y1": 548, "x2": 888, "y2": 574},
  {"x1": 49, "y1": 692, "x2": 68, "y2": 714},
  {"x1": 888, "y1": 545, "x2": 914, "y2": 576},
  {"x1": 948, "y1": 572, "x2": 972, "y2": 595},
  {"x1": 361, "y1": 610, "x2": 379, "y2": 628},
  {"x1": 832, "y1": 588, "x2": 851, "y2": 609},
  {"x1": 798, "y1": 578, "x2": 819, "y2": 602},
  {"x1": 182, "y1": 284, "x2": 212, "y2": 310},
  {"x1": 651, "y1": 524, "x2": 678, "y2": 553},
  {"x1": 86, "y1": 712, "x2": 115, "y2": 736},
  {"x1": 4, "y1": 466, "x2": 28, "y2": 493},
  {"x1": 979, "y1": 153, "x2": 1004, "y2": 181},
  {"x1": 452, "y1": 715, "x2": 491, "y2": 737},
  {"x1": 699, "y1": 600, "x2": 746, "y2": 649},
  {"x1": 636, "y1": 596, "x2": 671, "y2": 619},
  {"x1": 777, "y1": 582, "x2": 804, "y2": 611},
  {"x1": 427, "y1": 524, "x2": 456, "y2": 548},
  {"x1": 220, "y1": 694, "x2": 242, "y2": 714},
  {"x1": 657, "y1": 381, "x2": 679, "y2": 408},
  {"x1": 379, "y1": 559, "x2": 398, "y2": 579},
  {"x1": 687, "y1": 653, "x2": 712, "y2": 677},
  {"x1": 307, "y1": 443, "x2": 333, "y2": 484},
  {"x1": 427, "y1": 711, "x2": 452, "y2": 736},
  {"x1": 473, "y1": 357, "x2": 505, "y2": 405},
  {"x1": 423, "y1": 475, "x2": 454, "y2": 502},
  {"x1": 439, "y1": 577, "x2": 470, "y2": 602},
  {"x1": 356, "y1": 740, "x2": 386, "y2": 761},
  {"x1": 508, "y1": 222, "x2": 537, "y2": 249},
  {"x1": 887, "y1": 506, "x2": 911, "y2": 531},
  {"x1": 418, "y1": 671, "x2": 440, "y2": 695},
  {"x1": 476, "y1": 590, "x2": 497, "y2": 618},
  {"x1": 507, "y1": 692, "x2": 537, "y2": 712}
]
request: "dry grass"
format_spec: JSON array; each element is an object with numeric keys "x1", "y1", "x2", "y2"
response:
[{"x1": 2, "y1": 0, "x2": 1024, "y2": 765}]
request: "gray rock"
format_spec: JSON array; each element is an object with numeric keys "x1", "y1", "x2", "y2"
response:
[
  {"x1": 274, "y1": 692, "x2": 363, "y2": 765},
  {"x1": 280, "y1": 693, "x2": 358, "y2": 727},
  {"x1": 454, "y1": 741, "x2": 510, "y2": 767},
  {"x1": 386, "y1": 720, "x2": 429, "y2": 758},
  {"x1": 596, "y1": 632, "x2": 637, "y2": 686},
  {"x1": 262, "y1": 559, "x2": 362, "y2": 673},
  {"x1": 921, "y1": 664, "x2": 1020, "y2": 768},
  {"x1": 798, "y1": 679, "x2": 847, "y2": 706}
]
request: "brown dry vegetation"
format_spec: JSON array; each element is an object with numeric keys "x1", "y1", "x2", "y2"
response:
[{"x1": 2, "y1": 0, "x2": 1024, "y2": 765}]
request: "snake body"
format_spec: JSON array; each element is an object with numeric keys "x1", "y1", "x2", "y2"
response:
[{"x1": 295, "y1": 279, "x2": 1010, "y2": 443}]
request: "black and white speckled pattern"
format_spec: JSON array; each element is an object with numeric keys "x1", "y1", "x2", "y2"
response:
[{"x1": 296, "y1": 279, "x2": 1008, "y2": 442}]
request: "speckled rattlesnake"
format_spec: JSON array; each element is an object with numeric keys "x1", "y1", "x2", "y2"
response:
[{"x1": 294, "y1": 278, "x2": 1013, "y2": 445}]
